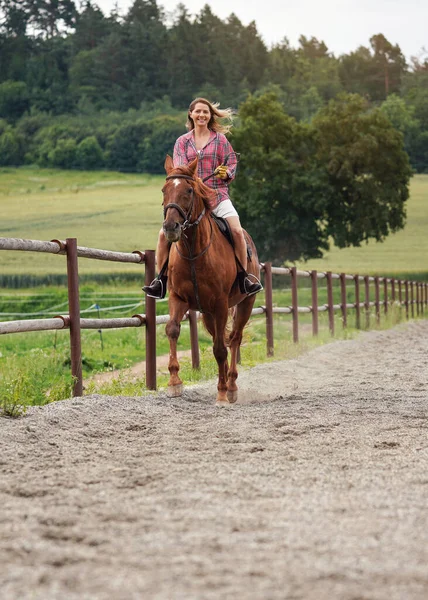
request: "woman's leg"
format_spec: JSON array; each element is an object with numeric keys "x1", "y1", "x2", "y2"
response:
[
  {"x1": 155, "y1": 228, "x2": 169, "y2": 273},
  {"x1": 142, "y1": 229, "x2": 170, "y2": 298},
  {"x1": 226, "y1": 216, "x2": 263, "y2": 295},
  {"x1": 226, "y1": 216, "x2": 247, "y2": 270}
]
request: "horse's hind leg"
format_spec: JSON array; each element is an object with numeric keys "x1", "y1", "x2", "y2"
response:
[
  {"x1": 227, "y1": 296, "x2": 256, "y2": 403},
  {"x1": 165, "y1": 293, "x2": 188, "y2": 397}
]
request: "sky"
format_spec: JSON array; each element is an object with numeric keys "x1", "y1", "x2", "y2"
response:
[{"x1": 94, "y1": 0, "x2": 427, "y2": 63}]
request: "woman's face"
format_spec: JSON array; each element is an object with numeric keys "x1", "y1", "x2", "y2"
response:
[{"x1": 189, "y1": 102, "x2": 211, "y2": 128}]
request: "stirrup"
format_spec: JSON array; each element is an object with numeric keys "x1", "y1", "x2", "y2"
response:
[
  {"x1": 238, "y1": 272, "x2": 263, "y2": 296},
  {"x1": 142, "y1": 276, "x2": 167, "y2": 299}
]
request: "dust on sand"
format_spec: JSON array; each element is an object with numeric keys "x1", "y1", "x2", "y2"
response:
[{"x1": 1, "y1": 320, "x2": 428, "y2": 600}]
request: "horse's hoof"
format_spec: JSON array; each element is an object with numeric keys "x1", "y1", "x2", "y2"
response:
[
  {"x1": 167, "y1": 384, "x2": 183, "y2": 397},
  {"x1": 227, "y1": 390, "x2": 238, "y2": 404},
  {"x1": 215, "y1": 400, "x2": 231, "y2": 408}
]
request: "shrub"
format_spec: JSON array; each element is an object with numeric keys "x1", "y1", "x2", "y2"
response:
[
  {"x1": 0, "y1": 129, "x2": 24, "y2": 166},
  {"x1": 0, "y1": 80, "x2": 29, "y2": 122},
  {"x1": 105, "y1": 121, "x2": 151, "y2": 171},
  {"x1": 48, "y1": 138, "x2": 77, "y2": 168},
  {"x1": 75, "y1": 135, "x2": 105, "y2": 169}
]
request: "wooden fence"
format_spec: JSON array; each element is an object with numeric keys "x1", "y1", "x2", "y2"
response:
[{"x1": 1, "y1": 237, "x2": 427, "y2": 396}]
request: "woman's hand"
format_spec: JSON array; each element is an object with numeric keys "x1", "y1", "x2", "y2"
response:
[{"x1": 214, "y1": 165, "x2": 228, "y2": 179}]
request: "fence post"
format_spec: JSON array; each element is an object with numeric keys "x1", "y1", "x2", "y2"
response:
[
  {"x1": 326, "y1": 271, "x2": 334, "y2": 336},
  {"x1": 188, "y1": 310, "x2": 200, "y2": 369},
  {"x1": 374, "y1": 276, "x2": 380, "y2": 324},
  {"x1": 291, "y1": 266, "x2": 299, "y2": 343},
  {"x1": 405, "y1": 280, "x2": 409, "y2": 319},
  {"x1": 340, "y1": 273, "x2": 347, "y2": 329},
  {"x1": 311, "y1": 270, "x2": 318, "y2": 337},
  {"x1": 354, "y1": 275, "x2": 361, "y2": 329},
  {"x1": 364, "y1": 276, "x2": 370, "y2": 329},
  {"x1": 398, "y1": 280, "x2": 403, "y2": 319},
  {"x1": 144, "y1": 250, "x2": 157, "y2": 390},
  {"x1": 410, "y1": 281, "x2": 415, "y2": 318},
  {"x1": 66, "y1": 238, "x2": 83, "y2": 397},
  {"x1": 416, "y1": 282, "x2": 420, "y2": 316},
  {"x1": 383, "y1": 277, "x2": 388, "y2": 315},
  {"x1": 263, "y1": 263, "x2": 274, "y2": 357}
]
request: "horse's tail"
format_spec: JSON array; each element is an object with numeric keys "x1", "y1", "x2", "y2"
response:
[{"x1": 225, "y1": 307, "x2": 235, "y2": 347}]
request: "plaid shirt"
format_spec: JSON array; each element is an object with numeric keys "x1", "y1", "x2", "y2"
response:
[{"x1": 173, "y1": 130, "x2": 237, "y2": 209}]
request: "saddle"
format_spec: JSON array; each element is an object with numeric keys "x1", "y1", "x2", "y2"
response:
[{"x1": 212, "y1": 214, "x2": 253, "y2": 261}]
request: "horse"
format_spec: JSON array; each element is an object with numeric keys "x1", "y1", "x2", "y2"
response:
[{"x1": 161, "y1": 155, "x2": 261, "y2": 405}]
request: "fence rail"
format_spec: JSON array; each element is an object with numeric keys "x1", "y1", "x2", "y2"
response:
[{"x1": 1, "y1": 237, "x2": 427, "y2": 396}]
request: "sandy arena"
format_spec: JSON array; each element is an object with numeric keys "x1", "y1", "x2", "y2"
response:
[{"x1": 1, "y1": 320, "x2": 428, "y2": 600}]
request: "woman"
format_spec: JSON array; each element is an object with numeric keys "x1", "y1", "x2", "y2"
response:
[{"x1": 143, "y1": 97, "x2": 262, "y2": 299}]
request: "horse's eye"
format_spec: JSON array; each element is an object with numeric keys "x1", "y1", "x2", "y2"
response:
[{"x1": 187, "y1": 187, "x2": 193, "y2": 194}]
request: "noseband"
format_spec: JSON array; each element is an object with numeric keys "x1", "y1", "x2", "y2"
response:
[{"x1": 163, "y1": 174, "x2": 206, "y2": 230}]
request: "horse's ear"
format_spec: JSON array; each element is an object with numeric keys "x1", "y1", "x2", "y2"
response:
[
  {"x1": 188, "y1": 157, "x2": 198, "y2": 175},
  {"x1": 164, "y1": 155, "x2": 174, "y2": 174}
]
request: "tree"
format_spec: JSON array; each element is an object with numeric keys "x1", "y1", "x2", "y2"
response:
[
  {"x1": 339, "y1": 35, "x2": 406, "y2": 102},
  {"x1": 25, "y1": 0, "x2": 77, "y2": 38},
  {"x1": 231, "y1": 92, "x2": 412, "y2": 264},
  {"x1": 380, "y1": 93, "x2": 420, "y2": 158},
  {"x1": 0, "y1": 125, "x2": 24, "y2": 164},
  {"x1": 231, "y1": 92, "x2": 333, "y2": 262},
  {"x1": 121, "y1": 0, "x2": 168, "y2": 105},
  {"x1": 369, "y1": 34, "x2": 407, "y2": 98},
  {"x1": 75, "y1": 135, "x2": 103, "y2": 169},
  {"x1": 0, "y1": 80, "x2": 29, "y2": 120},
  {"x1": 313, "y1": 93, "x2": 412, "y2": 248},
  {"x1": 0, "y1": 0, "x2": 29, "y2": 36},
  {"x1": 72, "y1": 0, "x2": 111, "y2": 51}
]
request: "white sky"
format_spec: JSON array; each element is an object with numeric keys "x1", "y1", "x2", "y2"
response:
[{"x1": 94, "y1": 0, "x2": 427, "y2": 62}]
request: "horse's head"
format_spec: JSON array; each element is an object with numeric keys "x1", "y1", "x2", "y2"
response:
[{"x1": 162, "y1": 155, "x2": 214, "y2": 243}]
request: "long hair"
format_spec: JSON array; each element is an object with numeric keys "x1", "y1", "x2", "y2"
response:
[{"x1": 186, "y1": 97, "x2": 235, "y2": 134}]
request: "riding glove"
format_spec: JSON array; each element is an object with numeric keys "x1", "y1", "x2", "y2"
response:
[{"x1": 214, "y1": 165, "x2": 229, "y2": 179}]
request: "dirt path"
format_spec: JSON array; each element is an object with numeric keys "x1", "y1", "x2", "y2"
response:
[{"x1": 1, "y1": 320, "x2": 428, "y2": 600}]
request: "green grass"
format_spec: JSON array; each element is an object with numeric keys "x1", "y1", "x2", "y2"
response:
[
  {"x1": 295, "y1": 175, "x2": 428, "y2": 278},
  {"x1": 0, "y1": 166, "x2": 163, "y2": 277},
  {"x1": 2, "y1": 167, "x2": 428, "y2": 280},
  {"x1": 1, "y1": 167, "x2": 428, "y2": 414}
]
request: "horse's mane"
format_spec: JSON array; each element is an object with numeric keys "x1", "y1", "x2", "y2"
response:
[{"x1": 169, "y1": 164, "x2": 216, "y2": 212}]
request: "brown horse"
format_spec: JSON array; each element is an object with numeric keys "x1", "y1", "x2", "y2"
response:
[{"x1": 161, "y1": 155, "x2": 261, "y2": 404}]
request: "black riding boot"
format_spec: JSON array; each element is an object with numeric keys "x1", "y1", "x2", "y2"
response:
[
  {"x1": 237, "y1": 271, "x2": 263, "y2": 296},
  {"x1": 142, "y1": 273, "x2": 168, "y2": 299}
]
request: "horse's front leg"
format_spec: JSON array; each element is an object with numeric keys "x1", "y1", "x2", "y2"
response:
[
  {"x1": 227, "y1": 297, "x2": 256, "y2": 403},
  {"x1": 165, "y1": 293, "x2": 188, "y2": 397},
  {"x1": 211, "y1": 304, "x2": 230, "y2": 405}
]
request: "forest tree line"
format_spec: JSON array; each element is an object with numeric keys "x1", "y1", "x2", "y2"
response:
[
  {"x1": 0, "y1": 1, "x2": 420, "y2": 262},
  {"x1": 0, "y1": 0, "x2": 427, "y2": 173}
]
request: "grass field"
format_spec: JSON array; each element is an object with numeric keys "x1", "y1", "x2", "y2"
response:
[
  {"x1": 1, "y1": 167, "x2": 428, "y2": 279},
  {"x1": 0, "y1": 166, "x2": 163, "y2": 277},
  {"x1": 1, "y1": 167, "x2": 427, "y2": 413},
  {"x1": 295, "y1": 175, "x2": 428, "y2": 278}
]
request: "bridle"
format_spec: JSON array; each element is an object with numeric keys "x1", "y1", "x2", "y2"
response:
[
  {"x1": 163, "y1": 174, "x2": 206, "y2": 231},
  {"x1": 163, "y1": 172, "x2": 213, "y2": 312}
]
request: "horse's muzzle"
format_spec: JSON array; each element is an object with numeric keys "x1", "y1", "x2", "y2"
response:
[{"x1": 163, "y1": 221, "x2": 182, "y2": 243}]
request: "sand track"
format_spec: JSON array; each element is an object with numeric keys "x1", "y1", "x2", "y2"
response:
[{"x1": 1, "y1": 320, "x2": 428, "y2": 599}]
